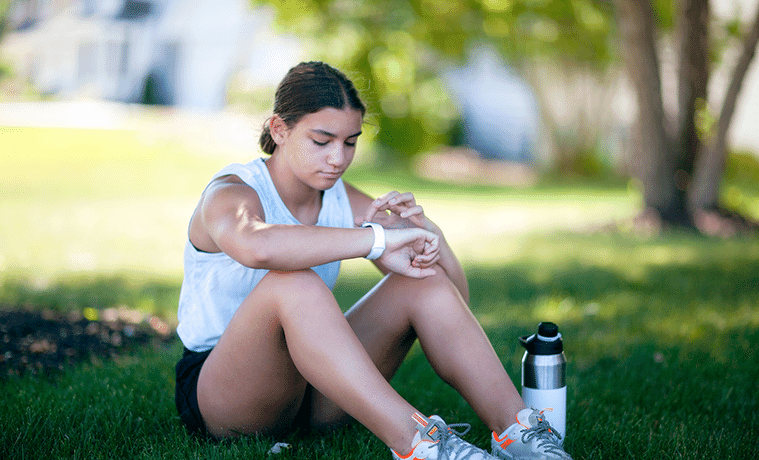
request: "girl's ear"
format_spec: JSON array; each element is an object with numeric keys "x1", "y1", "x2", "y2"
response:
[{"x1": 269, "y1": 115, "x2": 288, "y2": 145}]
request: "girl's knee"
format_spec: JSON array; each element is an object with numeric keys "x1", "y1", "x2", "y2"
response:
[
  {"x1": 257, "y1": 269, "x2": 338, "y2": 317},
  {"x1": 261, "y1": 269, "x2": 331, "y2": 297},
  {"x1": 385, "y1": 269, "x2": 470, "y2": 322}
]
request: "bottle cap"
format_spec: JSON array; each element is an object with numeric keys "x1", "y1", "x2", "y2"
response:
[{"x1": 519, "y1": 322, "x2": 563, "y2": 355}]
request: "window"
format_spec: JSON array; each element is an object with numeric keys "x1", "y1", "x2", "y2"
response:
[{"x1": 77, "y1": 42, "x2": 97, "y2": 85}]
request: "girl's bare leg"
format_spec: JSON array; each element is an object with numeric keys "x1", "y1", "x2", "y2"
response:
[
  {"x1": 307, "y1": 269, "x2": 525, "y2": 435},
  {"x1": 195, "y1": 269, "x2": 419, "y2": 452},
  {"x1": 196, "y1": 266, "x2": 523, "y2": 454}
]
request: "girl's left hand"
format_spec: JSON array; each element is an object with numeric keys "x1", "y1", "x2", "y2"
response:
[{"x1": 356, "y1": 191, "x2": 436, "y2": 232}]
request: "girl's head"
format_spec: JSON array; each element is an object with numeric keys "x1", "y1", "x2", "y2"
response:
[{"x1": 260, "y1": 62, "x2": 366, "y2": 155}]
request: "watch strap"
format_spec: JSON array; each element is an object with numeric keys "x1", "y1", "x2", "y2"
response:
[{"x1": 361, "y1": 222, "x2": 386, "y2": 260}]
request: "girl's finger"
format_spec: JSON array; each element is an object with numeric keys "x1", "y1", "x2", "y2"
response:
[
  {"x1": 363, "y1": 191, "x2": 400, "y2": 223},
  {"x1": 388, "y1": 192, "x2": 415, "y2": 206},
  {"x1": 417, "y1": 242, "x2": 440, "y2": 260},
  {"x1": 378, "y1": 191, "x2": 400, "y2": 206},
  {"x1": 399, "y1": 205, "x2": 424, "y2": 219},
  {"x1": 424, "y1": 236, "x2": 439, "y2": 254},
  {"x1": 413, "y1": 253, "x2": 440, "y2": 269}
]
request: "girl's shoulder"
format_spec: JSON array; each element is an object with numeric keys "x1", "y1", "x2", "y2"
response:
[{"x1": 210, "y1": 158, "x2": 268, "y2": 185}]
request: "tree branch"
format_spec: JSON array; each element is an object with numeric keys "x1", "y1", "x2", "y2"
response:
[
  {"x1": 690, "y1": 3, "x2": 759, "y2": 211},
  {"x1": 714, "y1": 4, "x2": 759, "y2": 154}
]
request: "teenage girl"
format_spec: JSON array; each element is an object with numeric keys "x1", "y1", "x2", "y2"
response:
[{"x1": 174, "y1": 61, "x2": 571, "y2": 460}]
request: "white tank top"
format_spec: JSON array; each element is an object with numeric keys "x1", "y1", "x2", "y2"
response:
[{"x1": 176, "y1": 158, "x2": 355, "y2": 352}]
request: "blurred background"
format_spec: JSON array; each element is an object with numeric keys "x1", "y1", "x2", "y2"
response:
[{"x1": 1, "y1": 0, "x2": 759, "y2": 315}]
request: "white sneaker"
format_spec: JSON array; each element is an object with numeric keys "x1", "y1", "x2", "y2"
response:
[
  {"x1": 392, "y1": 412, "x2": 498, "y2": 460},
  {"x1": 491, "y1": 409, "x2": 572, "y2": 460}
]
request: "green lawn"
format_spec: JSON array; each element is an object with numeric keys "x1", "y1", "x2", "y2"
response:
[{"x1": 1, "y1": 127, "x2": 758, "y2": 459}]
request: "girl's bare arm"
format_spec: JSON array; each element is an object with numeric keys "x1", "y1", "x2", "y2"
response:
[{"x1": 191, "y1": 176, "x2": 440, "y2": 278}]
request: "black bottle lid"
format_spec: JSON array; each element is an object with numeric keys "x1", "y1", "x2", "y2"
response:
[{"x1": 519, "y1": 322, "x2": 563, "y2": 355}]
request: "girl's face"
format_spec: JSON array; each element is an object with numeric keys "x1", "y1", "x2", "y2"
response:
[{"x1": 272, "y1": 107, "x2": 363, "y2": 191}]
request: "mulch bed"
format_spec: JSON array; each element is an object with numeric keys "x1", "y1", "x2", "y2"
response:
[{"x1": 0, "y1": 307, "x2": 176, "y2": 380}]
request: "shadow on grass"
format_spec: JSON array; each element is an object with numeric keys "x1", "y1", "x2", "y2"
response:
[{"x1": 0, "y1": 274, "x2": 181, "y2": 320}]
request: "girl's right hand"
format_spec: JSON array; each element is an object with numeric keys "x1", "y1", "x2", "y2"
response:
[{"x1": 379, "y1": 228, "x2": 440, "y2": 278}]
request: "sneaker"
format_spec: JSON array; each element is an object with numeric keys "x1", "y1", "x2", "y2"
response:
[
  {"x1": 392, "y1": 412, "x2": 498, "y2": 460},
  {"x1": 491, "y1": 409, "x2": 572, "y2": 460}
]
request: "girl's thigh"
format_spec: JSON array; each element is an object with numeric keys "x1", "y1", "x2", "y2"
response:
[{"x1": 195, "y1": 271, "x2": 323, "y2": 438}]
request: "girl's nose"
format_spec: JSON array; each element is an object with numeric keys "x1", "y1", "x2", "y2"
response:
[{"x1": 326, "y1": 145, "x2": 346, "y2": 167}]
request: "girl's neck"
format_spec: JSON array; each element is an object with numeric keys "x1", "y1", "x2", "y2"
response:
[{"x1": 264, "y1": 156, "x2": 323, "y2": 225}]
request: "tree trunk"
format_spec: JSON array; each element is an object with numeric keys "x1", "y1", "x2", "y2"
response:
[
  {"x1": 689, "y1": 3, "x2": 759, "y2": 211},
  {"x1": 614, "y1": 0, "x2": 688, "y2": 224},
  {"x1": 616, "y1": 0, "x2": 759, "y2": 233},
  {"x1": 676, "y1": 0, "x2": 709, "y2": 195}
]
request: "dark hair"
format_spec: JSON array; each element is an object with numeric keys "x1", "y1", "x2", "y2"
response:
[{"x1": 259, "y1": 61, "x2": 366, "y2": 155}]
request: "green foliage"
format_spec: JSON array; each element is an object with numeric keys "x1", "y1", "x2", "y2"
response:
[
  {"x1": 651, "y1": 0, "x2": 676, "y2": 30},
  {"x1": 0, "y1": 57, "x2": 12, "y2": 80},
  {"x1": 724, "y1": 151, "x2": 759, "y2": 192},
  {"x1": 708, "y1": 3, "x2": 755, "y2": 68},
  {"x1": 253, "y1": 0, "x2": 616, "y2": 159},
  {"x1": 0, "y1": 0, "x2": 11, "y2": 41},
  {"x1": 721, "y1": 151, "x2": 759, "y2": 219}
]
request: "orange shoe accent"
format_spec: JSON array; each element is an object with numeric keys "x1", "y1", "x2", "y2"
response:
[
  {"x1": 393, "y1": 449, "x2": 425, "y2": 460},
  {"x1": 412, "y1": 412, "x2": 428, "y2": 427},
  {"x1": 393, "y1": 449, "x2": 426, "y2": 460},
  {"x1": 492, "y1": 431, "x2": 515, "y2": 449},
  {"x1": 394, "y1": 439, "x2": 436, "y2": 460},
  {"x1": 492, "y1": 431, "x2": 509, "y2": 442}
]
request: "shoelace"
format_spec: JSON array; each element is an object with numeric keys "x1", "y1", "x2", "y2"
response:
[
  {"x1": 437, "y1": 422, "x2": 489, "y2": 460},
  {"x1": 520, "y1": 415, "x2": 565, "y2": 456},
  {"x1": 446, "y1": 423, "x2": 471, "y2": 437}
]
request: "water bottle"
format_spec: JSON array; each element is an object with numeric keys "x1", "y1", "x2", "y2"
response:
[{"x1": 520, "y1": 322, "x2": 567, "y2": 440}]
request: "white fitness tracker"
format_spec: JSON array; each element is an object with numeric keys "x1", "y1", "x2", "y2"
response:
[{"x1": 361, "y1": 222, "x2": 386, "y2": 260}]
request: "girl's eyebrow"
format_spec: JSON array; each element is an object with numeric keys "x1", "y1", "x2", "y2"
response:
[{"x1": 310, "y1": 128, "x2": 362, "y2": 139}]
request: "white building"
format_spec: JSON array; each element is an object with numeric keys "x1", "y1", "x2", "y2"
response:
[{"x1": 2, "y1": 0, "x2": 302, "y2": 111}]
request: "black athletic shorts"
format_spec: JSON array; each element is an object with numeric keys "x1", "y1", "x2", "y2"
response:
[{"x1": 175, "y1": 347, "x2": 214, "y2": 438}]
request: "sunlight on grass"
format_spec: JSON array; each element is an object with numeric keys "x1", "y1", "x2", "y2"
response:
[
  {"x1": 0, "y1": 127, "x2": 245, "y2": 280},
  {"x1": 1, "y1": 127, "x2": 645, "y2": 279},
  {"x1": 352, "y1": 180, "x2": 641, "y2": 266}
]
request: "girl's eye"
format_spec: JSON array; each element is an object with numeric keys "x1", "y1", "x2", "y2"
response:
[{"x1": 312, "y1": 139, "x2": 356, "y2": 147}]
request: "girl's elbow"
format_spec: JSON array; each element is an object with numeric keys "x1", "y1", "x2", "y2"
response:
[
  {"x1": 228, "y1": 232, "x2": 273, "y2": 268},
  {"x1": 243, "y1": 247, "x2": 272, "y2": 269}
]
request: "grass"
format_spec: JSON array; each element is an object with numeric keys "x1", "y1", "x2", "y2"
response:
[{"x1": 1, "y1": 126, "x2": 759, "y2": 459}]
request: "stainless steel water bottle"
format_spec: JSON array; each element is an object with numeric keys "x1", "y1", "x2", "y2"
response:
[{"x1": 520, "y1": 322, "x2": 567, "y2": 440}]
